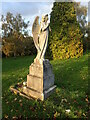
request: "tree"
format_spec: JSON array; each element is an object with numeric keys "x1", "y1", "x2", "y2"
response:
[
  {"x1": 1, "y1": 12, "x2": 29, "y2": 38},
  {"x1": 74, "y1": 2, "x2": 88, "y2": 51},
  {"x1": 48, "y1": 2, "x2": 83, "y2": 60},
  {"x1": 74, "y1": 2, "x2": 87, "y2": 36},
  {"x1": 84, "y1": 22, "x2": 90, "y2": 51},
  {"x1": 1, "y1": 12, "x2": 36, "y2": 57},
  {"x1": 2, "y1": 34, "x2": 36, "y2": 57}
]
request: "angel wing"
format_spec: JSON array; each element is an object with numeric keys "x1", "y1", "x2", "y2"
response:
[{"x1": 32, "y1": 16, "x2": 40, "y2": 51}]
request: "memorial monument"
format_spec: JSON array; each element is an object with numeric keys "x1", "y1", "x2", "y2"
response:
[{"x1": 10, "y1": 14, "x2": 56, "y2": 101}]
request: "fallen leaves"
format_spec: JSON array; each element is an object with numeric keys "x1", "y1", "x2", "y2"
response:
[
  {"x1": 12, "y1": 116, "x2": 18, "y2": 119},
  {"x1": 65, "y1": 109, "x2": 71, "y2": 113},
  {"x1": 20, "y1": 103, "x2": 23, "y2": 107},
  {"x1": 14, "y1": 91, "x2": 17, "y2": 95},
  {"x1": 11, "y1": 109, "x2": 13, "y2": 112},
  {"x1": 14, "y1": 98, "x2": 17, "y2": 101},
  {"x1": 54, "y1": 111, "x2": 60, "y2": 118},
  {"x1": 5, "y1": 114, "x2": 8, "y2": 119},
  {"x1": 83, "y1": 113, "x2": 86, "y2": 117},
  {"x1": 19, "y1": 99, "x2": 22, "y2": 103},
  {"x1": 85, "y1": 98, "x2": 89, "y2": 103},
  {"x1": 6, "y1": 101, "x2": 9, "y2": 104},
  {"x1": 61, "y1": 98, "x2": 67, "y2": 103},
  {"x1": 29, "y1": 106, "x2": 35, "y2": 111}
]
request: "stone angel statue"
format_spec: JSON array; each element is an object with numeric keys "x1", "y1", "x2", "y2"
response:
[{"x1": 32, "y1": 14, "x2": 50, "y2": 64}]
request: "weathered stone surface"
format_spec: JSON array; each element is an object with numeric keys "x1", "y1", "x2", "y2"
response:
[
  {"x1": 29, "y1": 62, "x2": 43, "y2": 78},
  {"x1": 23, "y1": 86, "x2": 44, "y2": 100},
  {"x1": 10, "y1": 14, "x2": 56, "y2": 101},
  {"x1": 27, "y1": 75, "x2": 43, "y2": 93},
  {"x1": 25, "y1": 59, "x2": 56, "y2": 100},
  {"x1": 23, "y1": 85, "x2": 56, "y2": 101},
  {"x1": 44, "y1": 85, "x2": 56, "y2": 99},
  {"x1": 27, "y1": 59, "x2": 55, "y2": 90},
  {"x1": 23, "y1": 14, "x2": 56, "y2": 100},
  {"x1": 32, "y1": 14, "x2": 49, "y2": 60},
  {"x1": 10, "y1": 82, "x2": 56, "y2": 101},
  {"x1": 43, "y1": 59, "x2": 54, "y2": 90}
]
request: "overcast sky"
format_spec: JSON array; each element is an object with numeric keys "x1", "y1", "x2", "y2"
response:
[{"x1": 0, "y1": 1, "x2": 89, "y2": 36}]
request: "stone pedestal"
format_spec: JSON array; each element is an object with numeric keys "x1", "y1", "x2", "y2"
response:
[{"x1": 23, "y1": 59, "x2": 56, "y2": 101}]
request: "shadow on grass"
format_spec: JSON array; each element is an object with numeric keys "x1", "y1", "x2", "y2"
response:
[
  {"x1": 48, "y1": 55, "x2": 88, "y2": 118},
  {"x1": 2, "y1": 53, "x2": 89, "y2": 119}
]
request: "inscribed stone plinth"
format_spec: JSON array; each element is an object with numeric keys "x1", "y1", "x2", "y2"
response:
[{"x1": 23, "y1": 59, "x2": 56, "y2": 100}]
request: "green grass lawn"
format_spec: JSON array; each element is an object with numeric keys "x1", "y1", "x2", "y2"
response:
[{"x1": 2, "y1": 52, "x2": 89, "y2": 119}]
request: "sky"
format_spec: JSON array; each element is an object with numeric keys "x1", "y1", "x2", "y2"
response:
[
  {"x1": 1, "y1": 2, "x2": 54, "y2": 36},
  {"x1": 0, "y1": 0, "x2": 89, "y2": 36}
]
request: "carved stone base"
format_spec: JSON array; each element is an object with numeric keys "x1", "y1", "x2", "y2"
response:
[
  {"x1": 10, "y1": 59, "x2": 56, "y2": 101},
  {"x1": 23, "y1": 59, "x2": 56, "y2": 100},
  {"x1": 23, "y1": 85, "x2": 56, "y2": 101}
]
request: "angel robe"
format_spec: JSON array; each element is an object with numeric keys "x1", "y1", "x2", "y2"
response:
[{"x1": 39, "y1": 21, "x2": 49, "y2": 60}]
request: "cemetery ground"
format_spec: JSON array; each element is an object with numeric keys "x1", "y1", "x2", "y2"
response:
[{"x1": 2, "y1": 52, "x2": 89, "y2": 119}]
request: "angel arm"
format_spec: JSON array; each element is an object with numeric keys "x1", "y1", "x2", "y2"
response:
[
  {"x1": 41, "y1": 22, "x2": 49, "y2": 32},
  {"x1": 38, "y1": 22, "x2": 49, "y2": 35}
]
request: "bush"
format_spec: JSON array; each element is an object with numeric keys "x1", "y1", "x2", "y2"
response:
[
  {"x1": 2, "y1": 36, "x2": 36, "y2": 57},
  {"x1": 48, "y1": 2, "x2": 83, "y2": 60}
]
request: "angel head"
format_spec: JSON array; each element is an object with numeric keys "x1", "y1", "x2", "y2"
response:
[
  {"x1": 42, "y1": 15, "x2": 45, "y2": 22},
  {"x1": 41, "y1": 14, "x2": 48, "y2": 23}
]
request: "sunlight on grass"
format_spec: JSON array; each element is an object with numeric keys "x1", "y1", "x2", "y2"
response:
[{"x1": 2, "y1": 53, "x2": 89, "y2": 119}]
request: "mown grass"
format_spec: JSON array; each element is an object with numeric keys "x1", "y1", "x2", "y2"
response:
[{"x1": 2, "y1": 53, "x2": 89, "y2": 119}]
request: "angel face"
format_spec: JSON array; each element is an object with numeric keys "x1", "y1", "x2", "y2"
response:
[
  {"x1": 42, "y1": 14, "x2": 48, "y2": 23},
  {"x1": 42, "y1": 15, "x2": 45, "y2": 22}
]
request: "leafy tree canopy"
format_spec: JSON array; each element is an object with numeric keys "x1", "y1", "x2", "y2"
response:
[{"x1": 1, "y1": 12, "x2": 29, "y2": 38}]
